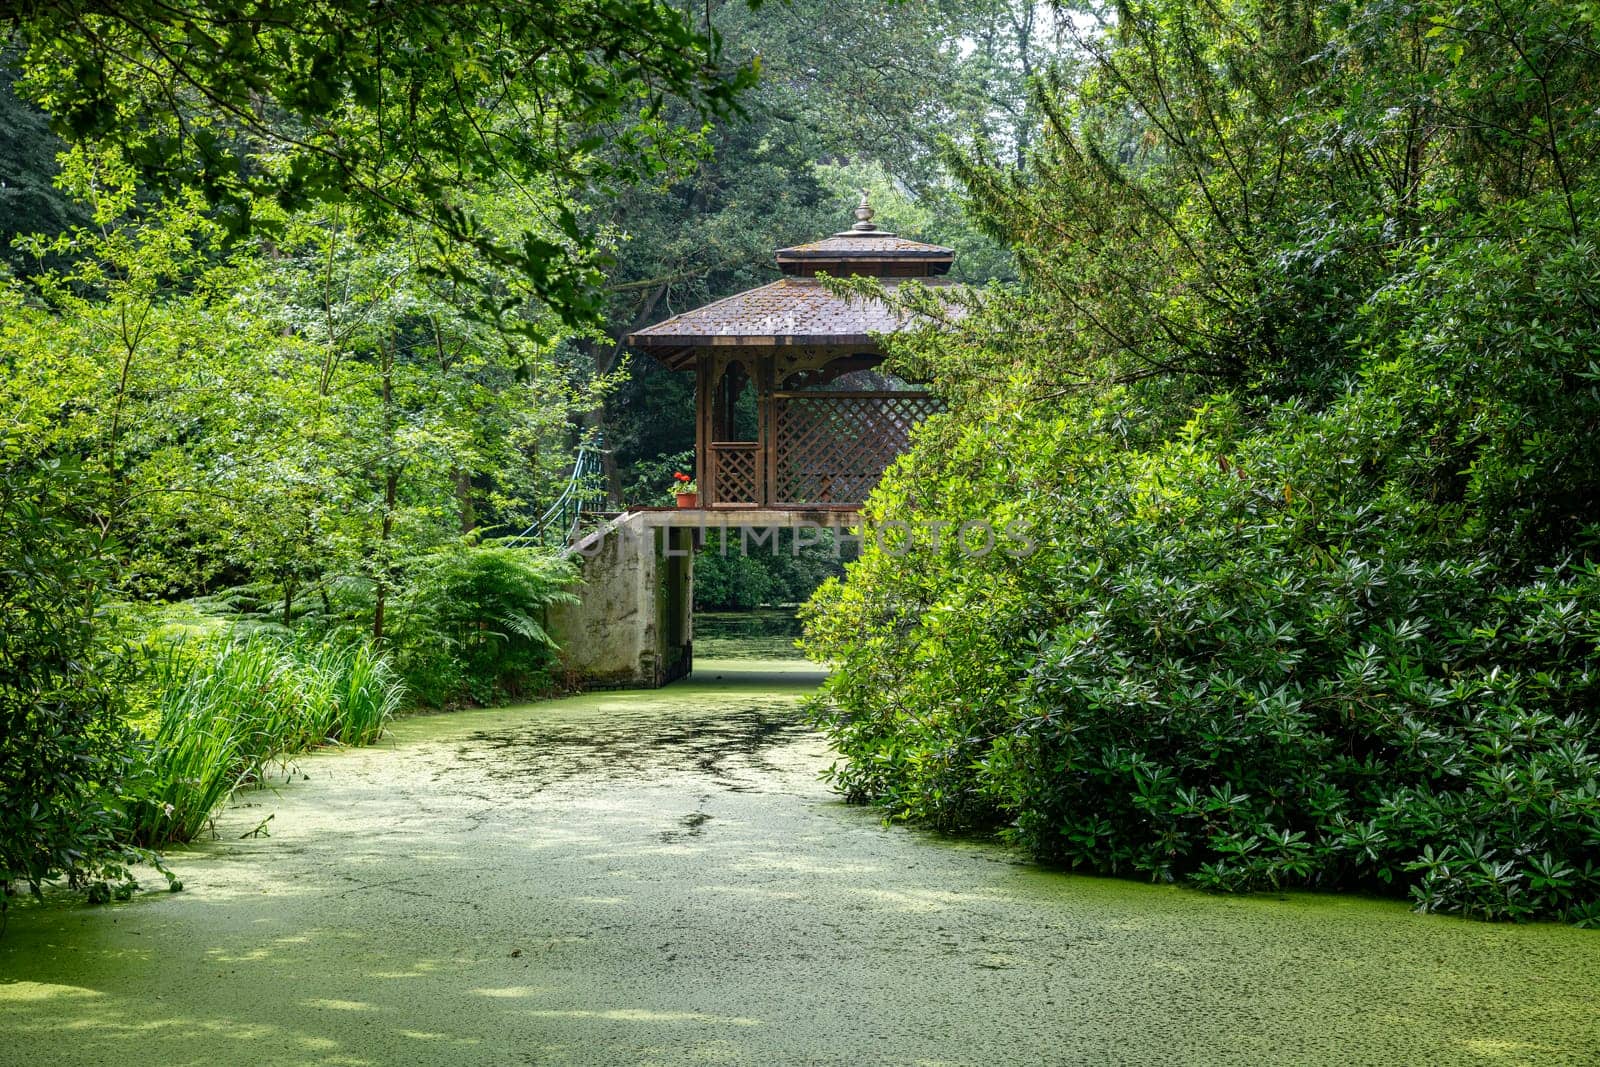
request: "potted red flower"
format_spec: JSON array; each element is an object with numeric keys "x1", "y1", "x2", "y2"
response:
[{"x1": 670, "y1": 471, "x2": 699, "y2": 508}]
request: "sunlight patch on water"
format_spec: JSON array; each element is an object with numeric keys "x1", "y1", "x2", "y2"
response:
[{"x1": 0, "y1": 982, "x2": 104, "y2": 1002}]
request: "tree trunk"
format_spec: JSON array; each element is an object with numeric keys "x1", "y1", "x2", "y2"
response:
[
  {"x1": 580, "y1": 285, "x2": 670, "y2": 507},
  {"x1": 454, "y1": 468, "x2": 476, "y2": 533},
  {"x1": 373, "y1": 467, "x2": 397, "y2": 645},
  {"x1": 373, "y1": 341, "x2": 398, "y2": 646}
]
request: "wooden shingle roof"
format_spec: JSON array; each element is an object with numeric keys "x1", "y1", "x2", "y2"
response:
[
  {"x1": 775, "y1": 233, "x2": 955, "y2": 278},
  {"x1": 777, "y1": 234, "x2": 954, "y2": 257},
  {"x1": 628, "y1": 277, "x2": 956, "y2": 346}
]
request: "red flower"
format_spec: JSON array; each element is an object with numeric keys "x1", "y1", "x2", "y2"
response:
[{"x1": 673, "y1": 472, "x2": 691, "y2": 482}]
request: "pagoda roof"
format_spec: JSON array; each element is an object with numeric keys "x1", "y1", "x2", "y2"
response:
[
  {"x1": 627, "y1": 191, "x2": 962, "y2": 370},
  {"x1": 775, "y1": 232, "x2": 955, "y2": 275},
  {"x1": 627, "y1": 277, "x2": 959, "y2": 370}
]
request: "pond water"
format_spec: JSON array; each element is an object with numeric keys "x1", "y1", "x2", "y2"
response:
[
  {"x1": 3, "y1": 613, "x2": 1596, "y2": 1064},
  {"x1": 694, "y1": 608, "x2": 809, "y2": 663}
]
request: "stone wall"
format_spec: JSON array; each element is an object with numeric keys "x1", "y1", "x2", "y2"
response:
[{"x1": 547, "y1": 513, "x2": 694, "y2": 689}]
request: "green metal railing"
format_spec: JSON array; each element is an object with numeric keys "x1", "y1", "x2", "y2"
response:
[{"x1": 508, "y1": 438, "x2": 607, "y2": 551}]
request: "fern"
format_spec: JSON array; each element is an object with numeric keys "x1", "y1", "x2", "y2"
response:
[{"x1": 392, "y1": 541, "x2": 579, "y2": 706}]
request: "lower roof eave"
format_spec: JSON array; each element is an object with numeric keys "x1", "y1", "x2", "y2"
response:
[{"x1": 627, "y1": 337, "x2": 888, "y2": 371}]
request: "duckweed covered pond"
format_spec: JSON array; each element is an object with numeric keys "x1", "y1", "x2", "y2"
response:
[{"x1": 3, "y1": 613, "x2": 1597, "y2": 1064}]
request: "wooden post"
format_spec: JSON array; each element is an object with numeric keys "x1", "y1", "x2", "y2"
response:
[
  {"x1": 695, "y1": 354, "x2": 711, "y2": 505},
  {"x1": 759, "y1": 354, "x2": 777, "y2": 506}
]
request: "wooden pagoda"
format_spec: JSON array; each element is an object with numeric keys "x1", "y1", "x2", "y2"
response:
[{"x1": 627, "y1": 193, "x2": 954, "y2": 509}]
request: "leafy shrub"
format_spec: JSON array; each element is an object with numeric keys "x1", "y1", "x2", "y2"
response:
[
  {"x1": 805, "y1": 208, "x2": 1600, "y2": 923},
  {"x1": 130, "y1": 632, "x2": 402, "y2": 845},
  {"x1": 807, "y1": 381, "x2": 1600, "y2": 922},
  {"x1": 392, "y1": 542, "x2": 577, "y2": 706},
  {"x1": 805, "y1": 2, "x2": 1600, "y2": 924},
  {"x1": 622, "y1": 448, "x2": 696, "y2": 508},
  {"x1": 0, "y1": 446, "x2": 144, "y2": 901},
  {"x1": 694, "y1": 549, "x2": 777, "y2": 610}
]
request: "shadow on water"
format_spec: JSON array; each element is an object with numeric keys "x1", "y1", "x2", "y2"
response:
[
  {"x1": 658, "y1": 807, "x2": 713, "y2": 843},
  {"x1": 451, "y1": 610, "x2": 822, "y2": 794},
  {"x1": 455, "y1": 703, "x2": 814, "y2": 794}
]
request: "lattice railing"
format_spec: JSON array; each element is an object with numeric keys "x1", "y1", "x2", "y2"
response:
[
  {"x1": 710, "y1": 441, "x2": 761, "y2": 505},
  {"x1": 773, "y1": 391, "x2": 941, "y2": 505}
]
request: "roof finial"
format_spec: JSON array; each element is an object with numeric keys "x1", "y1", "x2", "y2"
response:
[{"x1": 851, "y1": 187, "x2": 878, "y2": 232}]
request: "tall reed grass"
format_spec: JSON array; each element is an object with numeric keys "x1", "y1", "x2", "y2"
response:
[{"x1": 131, "y1": 634, "x2": 404, "y2": 845}]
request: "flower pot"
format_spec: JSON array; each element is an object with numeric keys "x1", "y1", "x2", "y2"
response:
[{"x1": 675, "y1": 492, "x2": 699, "y2": 508}]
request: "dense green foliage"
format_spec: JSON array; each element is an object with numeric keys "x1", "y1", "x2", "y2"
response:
[
  {"x1": 0, "y1": 63, "x2": 81, "y2": 259},
  {"x1": 4, "y1": 145, "x2": 597, "y2": 610},
  {"x1": 694, "y1": 532, "x2": 847, "y2": 611},
  {"x1": 0, "y1": 0, "x2": 782, "y2": 901},
  {"x1": 4, "y1": 0, "x2": 755, "y2": 325},
  {"x1": 806, "y1": 1, "x2": 1600, "y2": 922},
  {"x1": 0, "y1": 447, "x2": 140, "y2": 900}
]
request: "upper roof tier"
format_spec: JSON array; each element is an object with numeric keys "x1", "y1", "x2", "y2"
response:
[{"x1": 775, "y1": 190, "x2": 953, "y2": 277}]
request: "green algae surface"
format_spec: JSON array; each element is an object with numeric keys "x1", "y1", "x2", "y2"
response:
[{"x1": 3, "y1": 614, "x2": 1597, "y2": 1065}]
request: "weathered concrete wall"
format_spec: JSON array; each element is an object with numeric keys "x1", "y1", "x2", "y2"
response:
[{"x1": 548, "y1": 513, "x2": 695, "y2": 689}]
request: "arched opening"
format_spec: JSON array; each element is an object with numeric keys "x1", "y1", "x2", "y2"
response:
[
  {"x1": 713, "y1": 359, "x2": 759, "y2": 442},
  {"x1": 708, "y1": 358, "x2": 762, "y2": 505}
]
